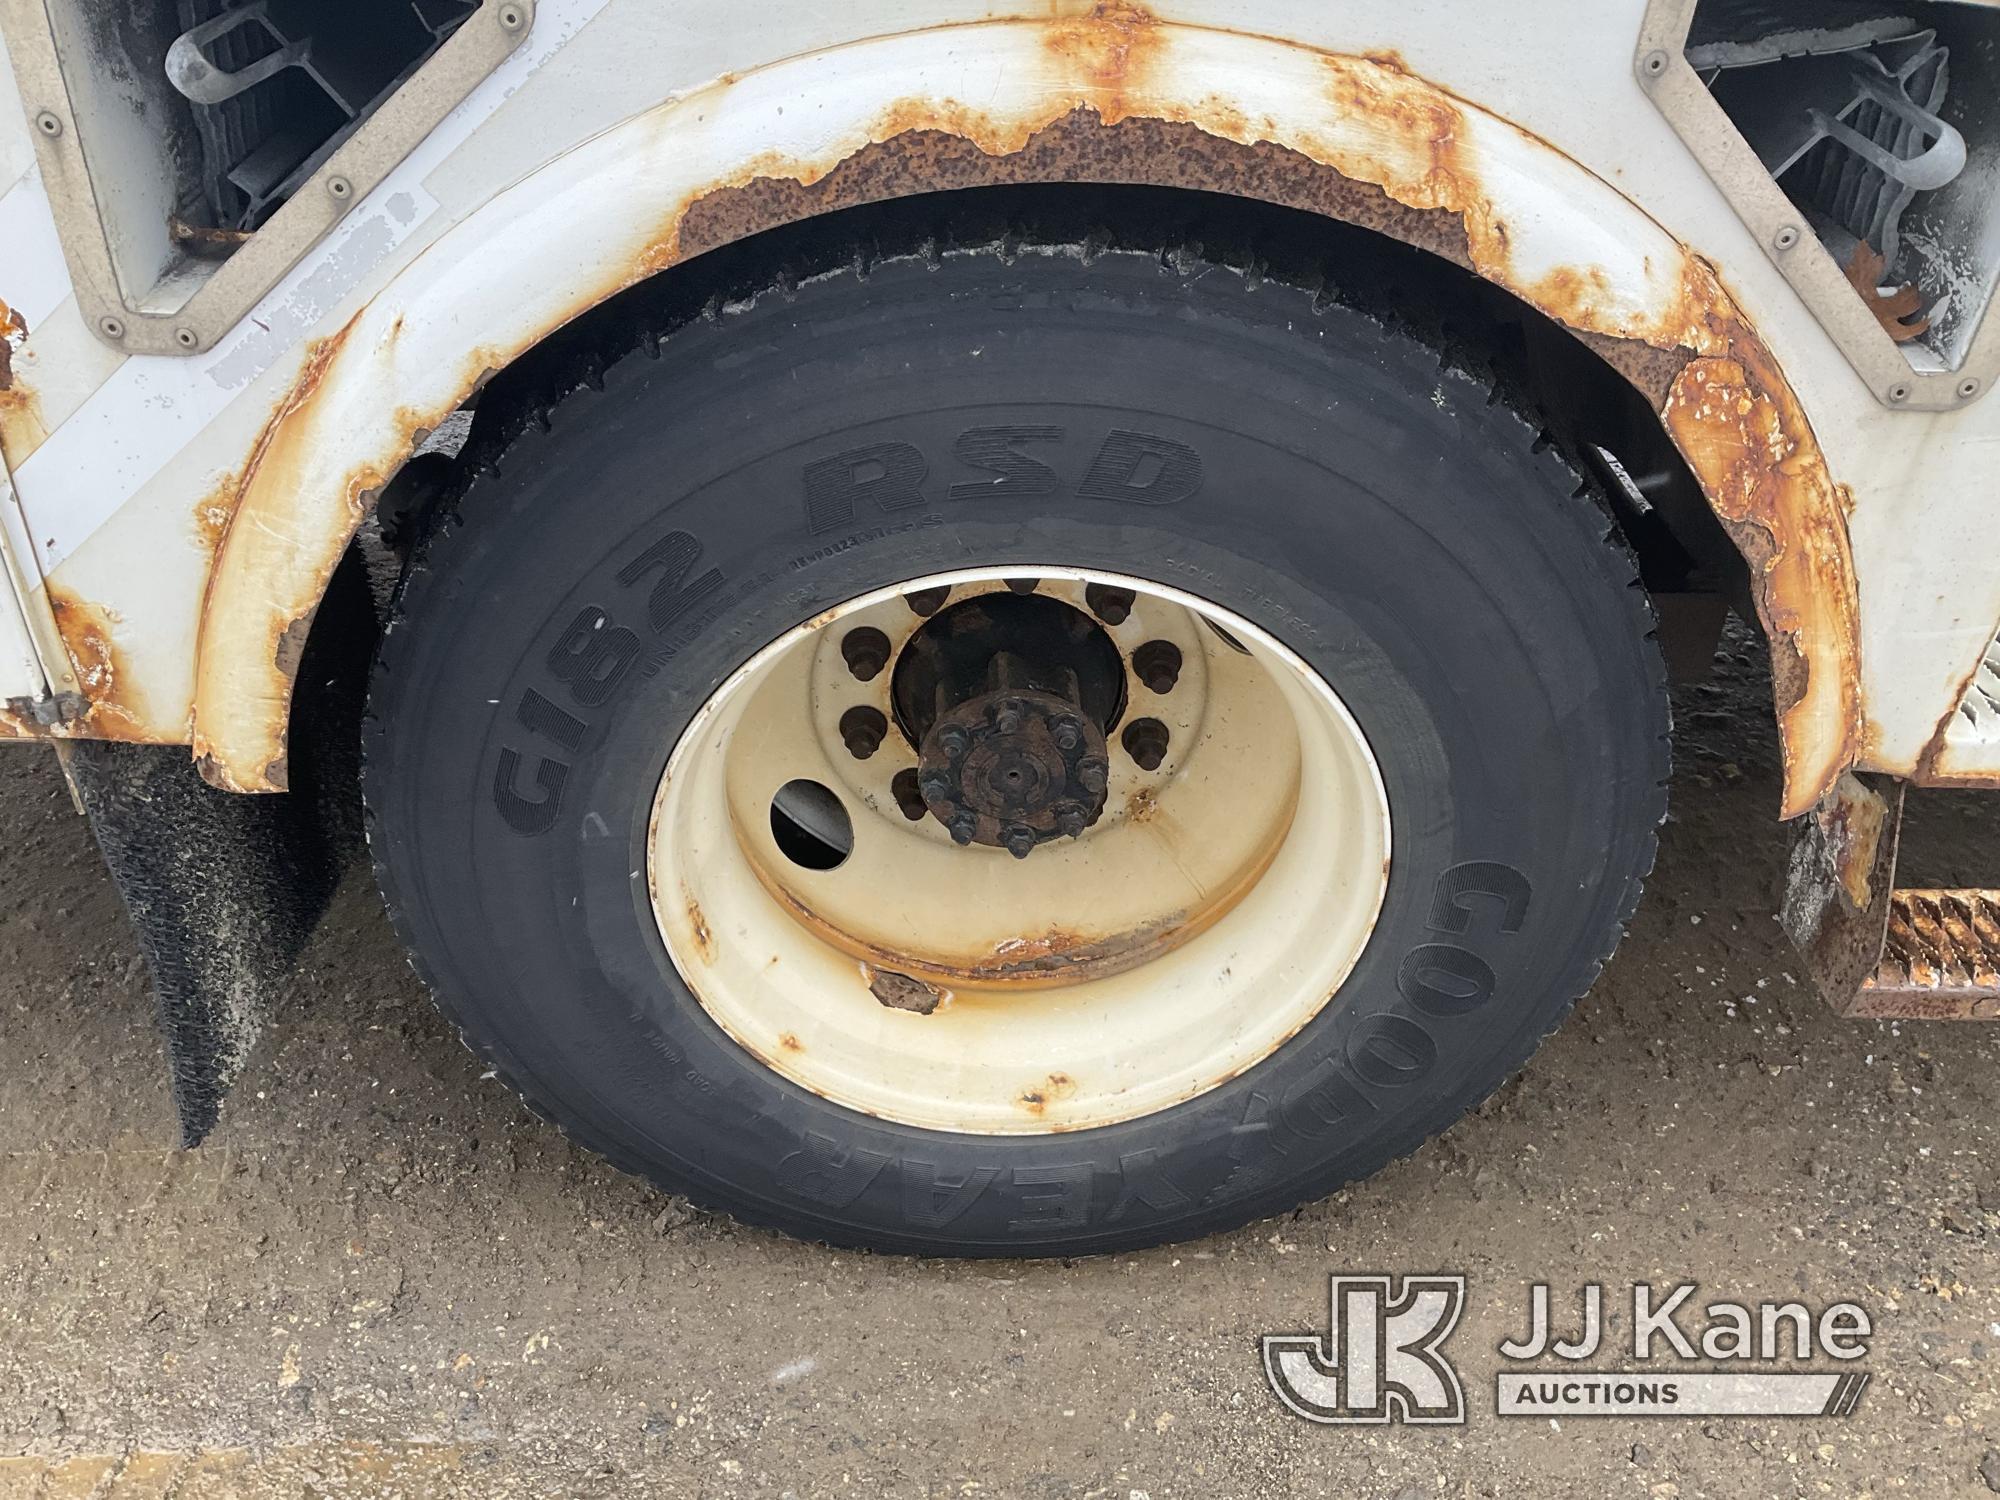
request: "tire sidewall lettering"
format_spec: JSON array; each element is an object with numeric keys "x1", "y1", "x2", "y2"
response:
[{"x1": 374, "y1": 247, "x2": 1664, "y2": 1251}]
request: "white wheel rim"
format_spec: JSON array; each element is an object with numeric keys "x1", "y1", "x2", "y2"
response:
[{"x1": 647, "y1": 568, "x2": 1391, "y2": 1134}]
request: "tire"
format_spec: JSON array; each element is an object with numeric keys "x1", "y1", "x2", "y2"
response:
[{"x1": 363, "y1": 235, "x2": 1668, "y2": 1256}]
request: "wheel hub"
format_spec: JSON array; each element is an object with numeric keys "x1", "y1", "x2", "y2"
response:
[
  {"x1": 892, "y1": 592, "x2": 1124, "y2": 857},
  {"x1": 919, "y1": 679, "x2": 1109, "y2": 855}
]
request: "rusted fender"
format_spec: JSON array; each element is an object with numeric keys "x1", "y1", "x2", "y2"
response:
[{"x1": 191, "y1": 7, "x2": 1859, "y2": 815}]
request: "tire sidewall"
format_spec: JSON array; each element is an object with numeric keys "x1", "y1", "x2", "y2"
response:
[{"x1": 368, "y1": 251, "x2": 1665, "y2": 1254}]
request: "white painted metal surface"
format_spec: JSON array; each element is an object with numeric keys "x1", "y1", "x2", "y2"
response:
[
  {"x1": 0, "y1": 474, "x2": 48, "y2": 711},
  {"x1": 0, "y1": 0, "x2": 1992, "y2": 789},
  {"x1": 1936, "y1": 629, "x2": 2000, "y2": 783}
]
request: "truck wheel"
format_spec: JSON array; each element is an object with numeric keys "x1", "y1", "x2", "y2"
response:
[{"x1": 363, "y1": 237, "x2": 1668, "y2": 1255}]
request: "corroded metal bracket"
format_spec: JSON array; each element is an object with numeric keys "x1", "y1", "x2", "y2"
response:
[
  {"x1": 1782, "y1": 770, "x2": 2000, "y2": 1017},
  {"x1": 1781, "y1": 771, "x2": 1905, "y2": 1013}
]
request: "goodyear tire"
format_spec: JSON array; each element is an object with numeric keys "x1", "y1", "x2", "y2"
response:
[{"x1": 363, "y1": 238, "x2": 1669, "y2": 1256}]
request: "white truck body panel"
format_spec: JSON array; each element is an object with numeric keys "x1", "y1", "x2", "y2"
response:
[{"x1": 0, "y1": 0, "x2": 1993, "y2": 811}]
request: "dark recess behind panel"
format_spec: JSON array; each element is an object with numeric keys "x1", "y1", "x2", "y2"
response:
[
  {"x1": 1686, "y1": 0, "x2": 1999, "y2": 367},
  {"x1": 169, "y1": 0, "x2": 477, "y2": 232}
]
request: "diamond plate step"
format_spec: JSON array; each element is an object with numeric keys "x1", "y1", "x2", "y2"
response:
[{"x1": 1853, "y1": 889, "x2": 2000, "y2": 1018}]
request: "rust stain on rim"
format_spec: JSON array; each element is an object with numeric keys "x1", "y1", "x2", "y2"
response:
[
  {"x1": 196, "y1": 9, "x2": 1860, "y2": 811},
  {"x1": 1017, "y1": 1071, "x2": 1078, "y2": 1116},
  {"x1": 746, "y1": 765, "x2": 1295, "y2": 989},
  {"x1": 765, "y1": 870, "x2": 1198, "y2": 990},
  {"x1": 685, "y1": 888, "x2": 716, "y2": 965}
]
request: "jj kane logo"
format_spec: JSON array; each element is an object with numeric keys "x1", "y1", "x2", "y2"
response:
[
  {"x1": 1264, "y1": 1277, "x2": 1871, "y2": 1425},
  {"x1": 1262, "y1": 1275, "x2": 1468, "y2": 1424}
]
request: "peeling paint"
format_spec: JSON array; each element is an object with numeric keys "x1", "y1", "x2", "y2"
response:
[
  {"x1": 0, "y1": 379, "x2": 47, "y2": 457},
  {"x1": 1018, "y1": 1071, "x2": 1079, "y2": 1116},
  {"x1": 1661, "y1": 313, "x2": 1863, "y2": 817},
  {"x1": 193, "y1": 477, "x2": 240, "y2": 556},
  {"x1": 0, "y1": 296, "x2": 25, "y2": 392},
  {"x1": 193, "y1": 322, "x2": 362, "y2": 791},
  {"x1": 44, "y1": 588, "x2": 147, "y2": 741},
  {"x1": 189, "y1": 12, "x2": 1861, "y2": 811}
]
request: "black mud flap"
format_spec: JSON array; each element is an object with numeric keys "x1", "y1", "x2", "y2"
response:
[{"x1": 67, "y1": 555, "x2": 374, "y2": 1144}]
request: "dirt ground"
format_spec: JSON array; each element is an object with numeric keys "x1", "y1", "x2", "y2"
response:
[{"x1": 3, "y1": 633, "x2": 2000, "y2": 1499}]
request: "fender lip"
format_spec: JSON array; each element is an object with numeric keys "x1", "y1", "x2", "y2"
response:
[{"x1": 186, "y1": 9, "x2": 1861, "y2": 816}]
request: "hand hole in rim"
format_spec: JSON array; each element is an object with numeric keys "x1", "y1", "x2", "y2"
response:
[{"x1": 769, "y1": 779, "x2": 854, "y2": 870}]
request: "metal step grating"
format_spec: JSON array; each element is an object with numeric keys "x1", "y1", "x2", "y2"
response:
[{"x1": 1856, "y1": 888, "x2": 2000, "y2": 1016}]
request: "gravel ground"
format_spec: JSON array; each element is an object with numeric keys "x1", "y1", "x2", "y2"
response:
[{"x1": 3, "y1": 632, "x2": 2000, "y2": 1498}]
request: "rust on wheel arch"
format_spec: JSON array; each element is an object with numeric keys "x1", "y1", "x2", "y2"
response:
[
  {"x1": 189, "y1": 9, "x2": 1861, "y2": 816},
  {"x1": 43, "y1": 587, "x2": 149, "y2": 742}
]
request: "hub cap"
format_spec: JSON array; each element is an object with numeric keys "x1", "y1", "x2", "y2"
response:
[{"x1": 647, "y1": 569, "x2": 1391, "y2": 1134}]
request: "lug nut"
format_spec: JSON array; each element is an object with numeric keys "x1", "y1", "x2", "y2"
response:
[
  {"x1": 934, "y1": 723, "x2": 970, "y2": 761},
  {"x1": 840, "y1": 626, "x2": 892, "y2": 681},
  {"x1": 1055, "y1": 802, "x2": 1088, "y2": 839},
  {"x1": 992, "y1": 698, "x2": 1024, "y2": 734},
  {"x1": 1077, "y1": 756, "x2": 1109, "y2": 794},
  {"x1": 1086, "y1": 583, "x2": 1134, "y2": 626},
  {"x1": 890, "y1": 768, "x2": 928, "y2": 821},
  {"x1": 1003, "y1": 824, "x2": 1038, "y2": 859},
  {"x1": 840, "y1": 705, "x2": 888, "y2": 759},
  {"x1": 1051, "y1": 714, "x2": 1084, "y2": 752},
  {"x1": 1122, "y1": 718, "x2": 1170, "y2": 771},
  {"x1": 1133, "y1": 639, "x2": 1182, "y2": 694},
  {"x1": 948, "y1": 810, "x2": 978, "y2": 845},
  {"x1": 905, "y1": 586, "x2": 950, "y2": 617},
  {"x1": 919, "y1": 767, "x2": 953, "y2": 801}
]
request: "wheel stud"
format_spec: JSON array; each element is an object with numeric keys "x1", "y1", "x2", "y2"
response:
[
  {"x1": 1121, "y1": 718, "x2": 1170, "y2": 771},
  {"x1": 890, "y1": 767, "x2": 928, "y2": 821},
  {"x1": 1002, "y1": 824, "x2": 1038, "y2": 859},
  {"x1": 948, "y1": 810, "x2": 978, "y2": 845},
  {"x1": 1133, "y1": 640, "x2": 1182, "y2": 694},
  {"x1": 841, "y1": 626, "x2": 892, "y2": 681},
  {"x1": 1077, "y1": 755, "x2": 1108, "y2": 794},
  {"x1": 839, "y1": 705, "x2": 888, "y2": 759},
  {"x1": 1086, "y1": 583, "x2": 1134, "y2": 626},
  {"x1": 904, "y1": 586, "x2": 950, "y2": 617}
]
